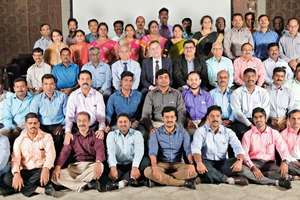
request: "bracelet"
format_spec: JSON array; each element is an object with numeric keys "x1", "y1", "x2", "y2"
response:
[
  {"x1": 237, "y1": 158, "x2": 243, "y2": 162},
  {"x1": 189, "y1": 161, "x2": 195, "y2": 165}
]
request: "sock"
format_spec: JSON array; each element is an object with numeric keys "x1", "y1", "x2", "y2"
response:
[
  {"x1": 228, "y1": 177, "x2": 235, "y2": 185},
  {"x1": 118, "y1": 180, "x2": 125, "y2": 189},
  {"x1": 35, "y1": 187, "x2": 45, "y2": 194},
  {"x1": 275, "y1": 180, "x2": 279, "y2": 186}
]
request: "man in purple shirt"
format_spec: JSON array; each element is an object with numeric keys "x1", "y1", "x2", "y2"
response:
[
  {"x1": 182, "y1": 71, "x2": 214, "y2": 136},
  {"x1": 158, "y1": 7, "x2": 173, "y2": 39},
  {"x1": 52, "y1": 111, "x2": 106, "y2": 192}
]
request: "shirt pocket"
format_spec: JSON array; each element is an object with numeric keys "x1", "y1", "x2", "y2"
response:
[{"x1": 266, "y1": 143, "x2": 275, "y2": 155}]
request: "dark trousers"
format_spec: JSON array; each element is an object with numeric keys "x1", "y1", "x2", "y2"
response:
[
  {"x1": 231, "y1": 119, "x2": 252, "y2": 141},
  {"x1": 40, "y1": 124, "x2": 63, "y2": 160}
]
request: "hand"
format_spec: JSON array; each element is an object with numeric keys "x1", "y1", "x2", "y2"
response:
[
  {"x1": 149, "y1": 86, "x2": 157, "y2": 91},
  {"x1": 279, "y1": 162, "x2": 288, "y2": 178},
  {"x1": 289, "y1": 60, "x2": 298, "y2": 70},
  {"x1": 230, "y1": 160, "x2": 242, "y2": 172},
  {"x1": 93, "y1": 162, "x2": 103, "y2": 180},
  {"x1": 222, "y1": 120, "x2": 233, "y2": 128},
  {"x1": 53, "y1": 125, "x2": 63, "y2": 135},
  {"x1": 109, "y1": 166, "x2": 118, "y2": 181},
  {"x1": 249, "y1": 124, "x2": 254, "y2": 129},
  {"x1": 40, "y1": 167, "x2": 50, "y2": 186},
  {"x1": 132, "y1": 120, "x2": 139, "y2": 128},
  {"x1": 186, "y1": 164, "x2": 196, "y2": 178},
  {"x1": 105, "y1": 126, "x2": 111, "y2": 133},
  {"x1": 12, "y1": 172, "x2": 24, "y2": 191},
  {"x1": 262, "y1": 83, "x2": 269, "y2": 89},
  {"x1": 130, "y1": 167, "x2": 141, "y2": 180},
  {"x1": 196, "y1": 162, "x2": 208, "y2": 174},
  {"x1": 150, "y1": 128, "x2": 157, "y2": 134},
  {"x1": 187, "y1": 119, "x2": 197, "y2": 129},
  {"x1": 251, "y1": 166, "x2": 264, "y2": 180},
  {"x1": 95, "y1": 130, "x2": 104, "y2": 140},
  {"x1": 64, "y1": 132, "x2": 73, "y2": 145},
  {"x1": 152, "y1": 167, "x2": 162, "y2": 182},
  {"x1": 11, "y1": 128, "x2": 20, "y2": 136},
  {"x1": 52, "y1": 166, "x2": 61, "y2": 182},
  {"x1": 270, "y1": 118, "x2": 279, "y2": 130}
]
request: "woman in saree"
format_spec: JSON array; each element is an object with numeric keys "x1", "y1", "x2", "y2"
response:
[
  {"x1": 140, "y1": 20, "x2": 166, "y2": 59},
  {"x1": 192, "y1": 15, "x2": 223, "y2": 59},
  {"x1": 44, "y1": 29, "x2": 68, "y2": 67},
  {"x1": 119, "y1": 24, "x2": 140, "y2": 61},
  {"x1": 91, "y1": 22, "x2": 119, "y2": 65},
  {"x1": 69, "y1": 29, "x2": 91, "y2": 67},
  {"x1": 162, "y1": 24, "x2": 186, "y2": 62}
]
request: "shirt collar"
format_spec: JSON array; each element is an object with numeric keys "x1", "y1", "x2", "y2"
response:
[
  {"x1": 155, "y1": 87, "x2": 173, "y2": 93},
  {"x1": 75, "y1": 129, "x2": 94, "y2": 137},
  {"x1": 22, "y1": 129, "x2": 46, "y2": 141},
  {"x1": 252, "y1": 126, "x2": 271, "y2": 135},
  {"x1": 205, "y1": 123, "x2": 225, "y2": 134}
]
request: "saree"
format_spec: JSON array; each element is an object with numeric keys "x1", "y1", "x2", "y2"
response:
[
  {"x1": 44, "y1": 42, "x2": 68, "y2": 67},
  {"x1": 70, "y1": 42, "x2": 91, "y2": 67},
  {"x1": 91, "y1": 39, "x2": 119, "y2": 64},
  {"x1": 119, "y1": 38, "x2": 141, "y2": 61},
  {"x1": 164, "y1": 39, "x2": 186, "y2": 62}
]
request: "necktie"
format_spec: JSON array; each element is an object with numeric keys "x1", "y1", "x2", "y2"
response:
[
  {"x1": 123, "y1": 62, "x2": 128, "y2": 72},
  {"x1": 155, "y1": 60, "x2": 159, "y2": 73}
]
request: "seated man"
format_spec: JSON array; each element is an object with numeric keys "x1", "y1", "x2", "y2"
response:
[
  {"x1": 0, "y1": 135, "x2": 9, "y2": 177},
  {"x1": 105, "y1": 113, "x2": 150, "y2": 191},
  {"x1": 191, "y1": 105, "x2": 248, "y2": 186},
  {"x1": 51, "y1": 48, "x2": 80, "y2": 96},
  {"x1": 0, "y1": 81, "x2": 13, "y2": 129},
  {"x1": 52, "y1": 112, "x2": 105, "y2": 192},
  {"x1": 27, "y1": 47, "x2": 51, "y2": 94},
  {"x1": 141, "y1": 69, "x2": 186, "y2": 134},
  {"x1": 285, "y1": 64, "x2": 300, "y2": 109},
  {"x1": 111, "y1": 45, "x2": 141, "y2": 91},
  {"x1": 30, "y1": 74, "x2": 67, "y2": 158},
  {"x1": 0, "y1": 78, "x2": 34, "y2": 144},
  {"x1": 33, "y1": 23, "x2": 52, "y2": 51},
  {"x1": 241, "y1": 107, "x2": 292, "y2": 189},
  {"x1": 182, "y1": 71, "x2": 213, "y2": 136},
  {"x1": 144, "y1": 106, "x2": 197, "y2": 189},
  {"x1": 2, "y1": 113, "x2": 57, "y2": 197},
  {"x1": 173, "y1": 40, "x2": 208, "y2": 91}
]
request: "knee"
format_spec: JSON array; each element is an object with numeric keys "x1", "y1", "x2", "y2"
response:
[{"x1": 144, "y1": 166, "x2": 152, "y2": 178}]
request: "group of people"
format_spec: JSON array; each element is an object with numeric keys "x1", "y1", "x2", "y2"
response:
[{"x1": 0, "y1": 6, "x2": 300, "y2": 198}]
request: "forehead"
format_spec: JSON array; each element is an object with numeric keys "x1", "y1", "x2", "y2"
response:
[
  {"x1": 289, "y1": 19, "x2": 299, "y2": 25},
  {"x1": 79, "y1": 73, "x2": 91, "y2": 79},
  {"x1": 120, "y1": 46, "x2": 130, "y2": 51},
  {"x1": 208, "y1": 110, "x2": 221, "y2": 116},
  {"x1": 217, "y1": 18, "x2": 225, "y2": 22},
  {"x1": 163, "y1": 110, "x2": 175, "y2": 117},
  {"x1": 259, "y1": 16, "x2": 269, "y2": 21},
  {"x1": 242, "y1": 44, "x2": 253, "y2": 50},
  {"x1": 122, "y1": 76, "x2": 133, "y2": 81},
  {"x1": 217, "y1": 71, "x2": 228, "y2": 77},
  {"x1": 77, "y1": 114, "x2": 89, "y2": 120},
  {"x1": 188, "y1": 73, "x2": 200, "y2": 79},
  {"x1": 14, "y1": 81, "x2": 26, "y2": 86},
  {"x1": 233, "y1": 15, "x2": 243, "y2": 20},
  {"x1": 244, "y1": 72, "x2": 256, "y2": 76},
  {"x1": 290, "y1": 112, "x2": 300, "y2": 118},
  {"x1": 41, "y1": 25, "x2": 50, "y2": 30},
  {"x1": 26, "y1": 118, "x2": 39, "y2": 123},
  {"x1": 61, "y1": 50, "x2": 70, "y2": 55},
  {"x1": 159, "y1": 11, "x2": 168, "y2": 15},
  {"x1": 253, "y1": 112, "x2": 265, "y2": 117},
  {"x1": 149, "y1": 42, "x2": 160, "y2": 48},
  {"x1": 117, "y1": 116, "x2": 130, "y2": 122}
]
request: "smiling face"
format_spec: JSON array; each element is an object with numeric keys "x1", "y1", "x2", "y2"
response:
[
  {"x1": 187, "y1": 72, "x2": 201, "y2": 90},
  {"x1": 88, "y1": 21, "x2": 98, "y2": 34},
  {"x1": 268, "y1": 45, "x2": 279, "y2": 60},
  {"x1": 13, "y1": 80, "x2": 27, "y2": 99},
  {"x1": 149, "y1": 22, "x2": 159, "y2": 35},
  {"x1": 42, "y1": 77, "x2": 55, "y2": 96},
  {"x1": 207, "y1": 110, "x2": 221, "y2": 129},
  {"x1": 25, "y1": 117, "x2": 40, "y2": 135},
  {"x1": 258, "y1": 16, "x2": 269, "y2": 29},
  {"x1": 40, "y1": 24, "x2": 51, "y2": 38},
  {"x1": 78, "y1": 72, "x2": 92, "y2": 90},
  {"x1": 75, "y1": 31, "x2": 85, "y2": 43},
  {"x1": 232, "y1": 15, "x2": 243, "y2": 30},
  {"x1": 201, "y1": 17, "x2": 212, "y2": 30},
  {"x1": 272, "y1": 71, "x2": 285, "y2": 86},
  {"x1": 241, "y1": 44, "x2": 253, "y2": 60},
  {"x1": 244, "y1": 71, "x2": 257, "y2": 87},
  {"x1": 116, "y1": 115, "x2": 131, "y2": 134},
  {"x1": 289, "y1": 112, "x2": 300, "y2": 131},
  {"x1": 156, "y1": 73, "x2": 170, "y2": 88},
  {"x1": 52, "y1": 31, "x2": 63, "y2": 43},
  {"x1": 162, "y1": 110, "x2": 177, "y2": 129},
  {"x1": 173, "y1": 26, "x2": 183, "y2": 39},
  {"x1": 253, "y1": 112, "x2": 267, "y2": 129},
  {"x1": 77, "y1": 113, "x2": 90, "y2": 134}
]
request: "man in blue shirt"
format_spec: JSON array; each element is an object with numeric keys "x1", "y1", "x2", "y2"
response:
[
  {"x1": 191, "y1": 105, "x2": 248, "y2": 186},
  {"x1": 85, "y1": 19, "x2": 98, "y2": 43},
  {"x1": 30, "y1": 74, "x2": 67, "y2": 158},
  {"x1": 144, "y1": 106, "x2": 197, "y2": 189},
  {"x1": 51, "y1": 48, "x2": 80, "y2": 96},
  {"x1": 105, "y1": 113, "x2": 150, "y2": 191}
]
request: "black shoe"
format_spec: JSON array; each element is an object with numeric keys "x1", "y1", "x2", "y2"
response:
[
  {"x1": 232, "y1": 176, "x2": 249, "y2": 186},
  {"x1": 0, "y1": 187, "x2": 15, "y2": 196},
  {"x1": 184, "y1": 179, "x2": 196, "y2": 190},
  {"x1": 45, "y1": 184, "x2": 58, "y2": 198},
  {"x1": 130, "y1": 178, "x2": 140, "y2": 187},
  {"x1": 105, "y1": 182, "x2": 119, "y2": 191},
  {"x1": 87, "y1": 180, "x2": 101, "y2": 192},
  {"x1": 278, "y1": 179, "x2": 292, "y2": 189},
  {"x1": 146, "y1": 179, "x2": 154, "y2": 188}
]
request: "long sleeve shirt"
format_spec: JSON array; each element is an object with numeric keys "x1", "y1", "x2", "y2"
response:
[
  {"x1": 0, "y1": 135, "x2": 10, "y2": 171},
  {"x1": 242, "y1": 126, "x2": 291, "y2": 169},
  {"x1": 191, "y1": 124, "x2": 244, "y2": 160},
  {"x1": 56, "y1": 130, "x2": 106, "y2": 167},
  {"x1": 26, "y1": 62, "x2": 52, "y2": 90},
  {"x1": 281, "y1": 127, "x2": 300, "y2": 160},
  {"x1": 51, "y1": 62, "x2": 80, "y2": 89},
  {"x1": 65, "y1": 88, "x2": 105, "y2": 132},
  {"x1": 284, "y1": 78, "x2": 300, "y2": 109},
  {"x1": 0, "y1": 91, "x2": 13, "y2": 124},
  {"x1": 107, "y1": 129, "x2": 144, "y2": 167},
  {"x1": 279, "y1": 32, "x2": 300, "y2": 63},
  {"x1": 33, "y1": 36, "x2": 52, "y2": 51},
  {"x1": 253, "y1": 29, "x2": 279, "y2": 59},
  {"x1": 11, "y1": 129, "x2": 56, "y2": 174}
]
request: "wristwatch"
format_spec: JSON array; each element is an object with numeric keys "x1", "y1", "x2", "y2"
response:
[{"x1": 282, "y1": 159, "x2": 290, "y2": 165}]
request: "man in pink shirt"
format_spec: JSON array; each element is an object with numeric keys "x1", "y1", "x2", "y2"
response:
[
  {"x1": 234, "y1": 43, "x2": 265, "y2": 87},
  {"x1": 241, "y1": 107, "x2": 292, "y2": 189},
  {"x1": 2, "y1": 113, "x2": 57, "y2": 197}
]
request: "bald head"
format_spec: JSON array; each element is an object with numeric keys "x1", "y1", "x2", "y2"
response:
[{"x1": 217, "y1": 70, "x2": 229, "y2": 87}]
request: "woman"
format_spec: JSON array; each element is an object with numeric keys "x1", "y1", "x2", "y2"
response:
[
  {"x1": 162, "y1": 24, "x2": 186, "y2": 62},
  {"x1": 44, "y1": 30, "x2": 68, "y2": 67},
  {"x1": 192, "y1": 15, "x2": 223, "y2": 58},
  {"x1": 119, "y1": 24, "x2": 140, "y2": 61},
  {"x1": 69, "y1": 30, "x2": 91, "y2": 67},
  {"x1": 140, "y1": 20, "x2": 166, "y2": 59},
  {"x1": 91, "y1": 22, "x2": 119, "y2": 65}
]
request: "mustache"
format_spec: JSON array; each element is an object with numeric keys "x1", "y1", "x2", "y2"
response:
[{"x1": 212, "y1": 120, "x2": 219, "y2": 123}]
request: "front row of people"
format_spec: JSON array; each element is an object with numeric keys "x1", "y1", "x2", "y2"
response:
[{"x1": 1, "y1": 104, "x2": 300, "y2": 197}]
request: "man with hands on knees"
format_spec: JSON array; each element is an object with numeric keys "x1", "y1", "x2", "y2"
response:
[{"x1": 191, "y1": 105, "x2": 248, "y2": 186}]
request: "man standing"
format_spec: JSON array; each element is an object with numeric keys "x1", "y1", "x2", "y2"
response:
[
  {"x1": 52, "y1": 112, "x2": 105, "y2": 192},
  {"x1": 135, "y1": 16, "x2": 149, "y2": 39},
  {"x1": 65, "y1": 18, "x2": 78, "y2": 46},
  {"x1": 111, "y1": 20, "x2": 125, "y2": 42},
  {"x1": 27, "y1": 47, "x2": 52, "y2": 94},
  {"x1": 158, "y1": 7, "x2": 173, "y2": 39},
  {"x1": 85, "y1": 19, "x2": 99, "y2": 43},
  {"x1": 144, "y1": 106, "x2": 197, "y2": 189},
  {"x1": 182, "y1": 18, "x2": 193, "y2": 39},
  {"x1": 273, "y1": 16, "x2": 286, "y2": 37},
  {"x1": 215, "y1": 17, "x2": 226, "y2": 34},
  {"x1": 33, "y1": 23, "x2": 52, "y2": 51}
]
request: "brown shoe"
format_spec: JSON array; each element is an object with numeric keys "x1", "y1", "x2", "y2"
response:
[{"x1": 233, "y1": 176, "x2": 249, "y2": 186}]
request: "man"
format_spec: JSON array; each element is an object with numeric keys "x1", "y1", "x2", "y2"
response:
[
  {"x1": 268, "y1": 67, "x2": 295, "y2": 132},
  {"x1": 140, "y1": 40, "x2": 172, "y2": 95},
  {"x1": 142, "y1": 69, "x2": 186, "y2": 134},
  {"x1": 264, "y1": 43, "x2": 293, "y2": 86},
  {"x1": 173, "y1": 40, "x2": 209, "y2": 91},
  {"x1": 52, "y1": 48, "x2": 80, "y2": 96},
  {"x1": 64, "y1": 70, "x2": 105, "y2": 145},
  {"x1": 30, "y1": 74, "x2": 67, "y2": 158},
  {"x1": 64, "y1": 18, "x2": 78, "y2": 46},
  {"x1": 206, "y1": 42, "x2": 234, "y2": 88},
  {"x1": 144, "y1": 106, "x2": 197, "y2": 189},
  {"x1": 27, "y1": 47, "x2": 51, "y2": 94},
  {"x1": 2, "y1": 113, "x2": 57, "y2": 197},
  {"x1": 273, "y1": 16, "x2": 286, "y2": 37},
  {"x1": 0, "y1": 81, "x2": 13, "y2": 129},
  {"x1": 285, "y1": 64, "x2": 300, "y2": 109},
  {"x1": 158, "y1": 7, "x2": 173, "y2": 39},
  {"x1": 0, "y1": 78, "x2": 34, "y2": 144},
  {"x1": 105, "y1": 113, "x2": 150, "y2": 191},
  {"x1": 182, "y1": 71, "x2": 213, "y2": 136},
  {"x1": 0, "y1": 135, "x2": 9, "y2": 177},
  {"x1": 85, "y1": 19, "x2": 99, "y2": 43},
  {"x1": 253, "y1": 14, "x2": 279, "y2": 60},
  {"x1": 111, "y1": 45, "x2": 141, "y2": 91},
  {"x1": 244, "y1": 12, "x2": 258, "y2": 34},
  {"x1": 191, "y1": 105, "x2": 248, "y2": 185},
  {"x1": 231, "y1": 68, "x2": 270, "y2": 139},
  {"x1": 241, "y1": 107, "x2": 292, "y2": 189},
  {"x1": 234, "y1": 43, "x2": 265, "y2": 87},
  {"x1": 215, "y1": 17, "x2": 226, "y2": 34},
  {"x1": 33, "y1": 23, "x2": 52, "y2": 51},
  {"x1": 182, "y1": 18, "x2": 193, "y2": 39},
  {"x1": 82, "y1": 47, "x2": 112, "y2": 102},
  {"x1": 135, "y1": 16, "x2": 149, "y2": 39},
  {"x1": 279, "y1": 18, "x2": 300, "y2": 71},
  {"x1": 210, "y1": 70, "x2": 235, "y2": 128},
  {"x1": 52, "y1": 112, "x2": 105, "y2": 192},
  {"x1": 224, "y1": 13, "x2": 254, "y2": 60},
  {"x1": 111, "y1": 20, "x2": 125, "y2": 42}
]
